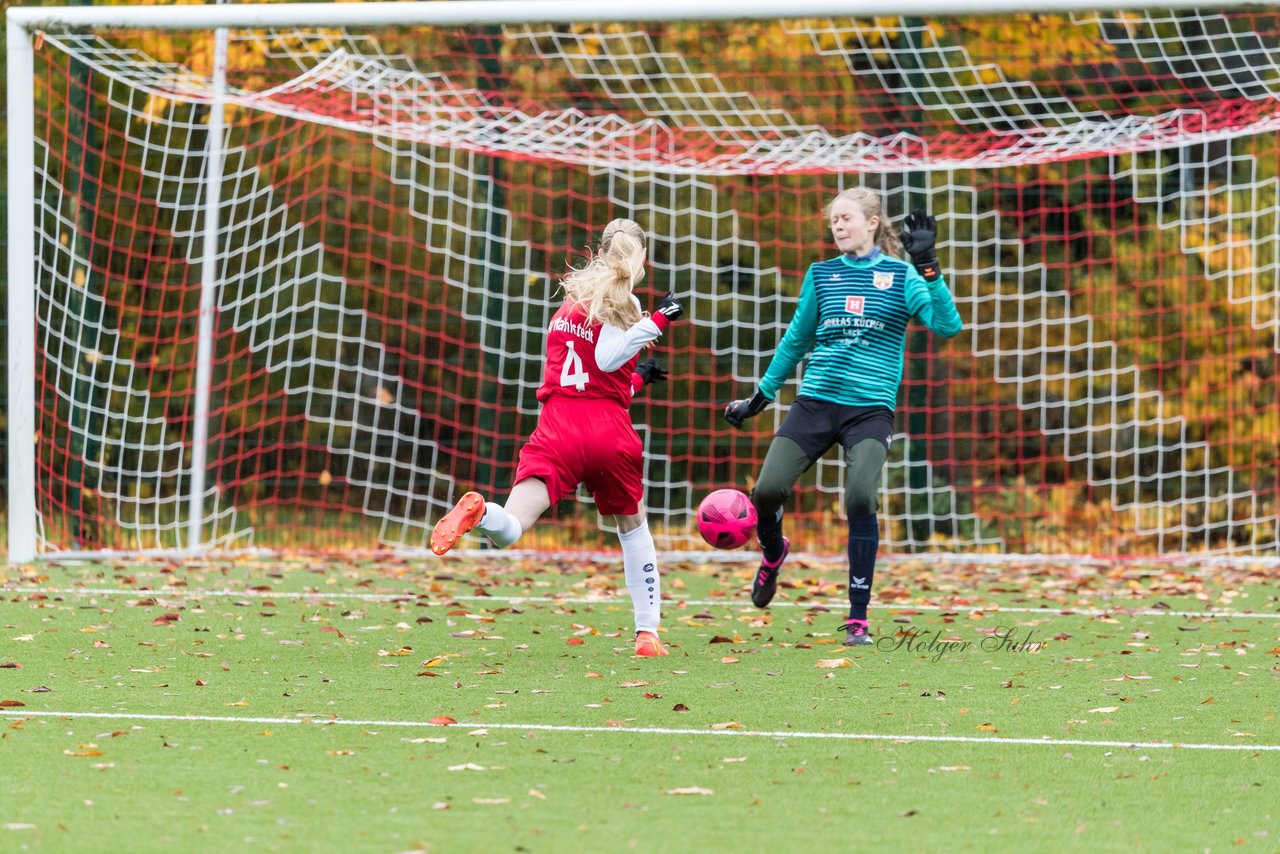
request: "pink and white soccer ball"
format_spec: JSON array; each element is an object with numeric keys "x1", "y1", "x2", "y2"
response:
[{"x1": 696, "y1": 488, "x2": 758, "y2": 550}]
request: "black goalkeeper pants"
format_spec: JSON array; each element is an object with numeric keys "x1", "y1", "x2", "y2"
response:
[{"x1": 751, "y1": 399, "x2": 891, "y2": 561}]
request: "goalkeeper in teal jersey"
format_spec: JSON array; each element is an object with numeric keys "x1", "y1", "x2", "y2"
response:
[{"x1": 723, "y1": 187, "x2": 962, "y2": 646}]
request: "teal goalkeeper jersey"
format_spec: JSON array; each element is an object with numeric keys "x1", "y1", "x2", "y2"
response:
[{"x1": 758, "y1": 250, "x2": 963, "y2": 409}]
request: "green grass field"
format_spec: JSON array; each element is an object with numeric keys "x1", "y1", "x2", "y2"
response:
[{"x1": 2, "y1": 554, "x2": 1277, "y2": 852}]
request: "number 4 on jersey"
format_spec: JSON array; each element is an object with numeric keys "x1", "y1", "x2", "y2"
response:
[{"x1": 560, "y1": 340, "x2": 590, "y2": 391}]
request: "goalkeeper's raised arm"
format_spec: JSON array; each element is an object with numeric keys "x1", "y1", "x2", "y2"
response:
[{"x1": 721, "y1": 187, "x2": 963, "y2": 648}]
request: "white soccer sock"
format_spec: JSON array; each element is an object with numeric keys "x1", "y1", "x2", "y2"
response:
[
  {"x1": 476, "y1": 502, "x2": 523, "y2": 548},
  {"x1": 618, "y1": 521, "x2": 660, "y2": 634}
]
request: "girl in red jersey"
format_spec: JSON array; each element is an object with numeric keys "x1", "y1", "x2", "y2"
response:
[{"x1": 430, "y1": 218, "x2": 683, "y2": 657}]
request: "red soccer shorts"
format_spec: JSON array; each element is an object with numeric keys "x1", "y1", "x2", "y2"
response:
[{"x1": 514, "y1": 397, "x2": 644, "y2": 516}]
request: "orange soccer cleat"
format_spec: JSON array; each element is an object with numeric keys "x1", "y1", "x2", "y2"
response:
[
  {"x1": 634, "y1": 630, "x2": 668, "y2": 657},
  {"x1": 430, "y1": 491, "x2": 486, "y2": 556}
]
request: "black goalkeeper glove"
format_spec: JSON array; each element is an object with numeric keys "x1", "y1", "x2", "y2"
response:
[
  {"x1": 654, "y1": 292, "x2": 684, "y2": 324},
  {"x1": 900, "y1": 209, "x2": 941, "y2": 281},
  {"x1": 635, "y1": 358, "x2": 668, "y2": 387},
  {"x1": 723, "y1": 390, "x2": 770, "y2": 429}
]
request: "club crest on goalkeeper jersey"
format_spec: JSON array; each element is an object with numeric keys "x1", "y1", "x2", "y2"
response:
[{"x1": 538, "y1": 303, "x2": 639, "y2": 407}]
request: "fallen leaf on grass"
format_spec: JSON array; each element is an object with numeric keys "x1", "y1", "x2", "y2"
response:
[
  {"x1": 1088, "y1": 707, "x2": 1118, "y2": 714},
  {"x1": 620, "y1": 681, "x2": 650, "y2": 688},
  {"x1": 430, "y1": 715, "x2": 457, "y2": 726},
  {"x1": 0, "y1": 700, "x2": 26, "y2": 708},
  {"x1": 816, "y1": 658, "x2": 851, "y2": 668},
  {"x1": 977, "y1": 723, "x2": 998, "y2": 732},
  {"x1": 710, "y1": 722, "x2": 742, "y2": 730},
  {"x1": 666, "y1": 787, "x2": 714, "y2": 796}
]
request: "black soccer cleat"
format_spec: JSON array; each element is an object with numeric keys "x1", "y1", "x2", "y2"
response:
[
  {"x1": 842, "y1": 618, "x2": 872, "y2": 646},
  {"x1": 750, "y1": 537, "x2": 789, "y2": 608}
]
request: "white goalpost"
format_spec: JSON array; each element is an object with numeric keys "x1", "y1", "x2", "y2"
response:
[{"x1": 7, "y1": 1, "x2": 1280, "y2": 562}]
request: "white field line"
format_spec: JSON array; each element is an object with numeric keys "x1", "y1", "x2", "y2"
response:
[
  {"x1": 446, "y1": 550, "x2": 1280, "y2": 570},
  {"x1": 5, "y1": 709, "x2": 1277, "y2": 752},
  {"x1": 4, "y1": 586, "x2": 1278, "y2": 620},
  {"x1": 30, "y1": 549, "x2": 1280, "y2": 568}
]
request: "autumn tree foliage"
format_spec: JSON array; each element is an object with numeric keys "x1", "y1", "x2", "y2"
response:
[{"x1": 10, "y1": 1, "x2": 1278, "y2": 555}]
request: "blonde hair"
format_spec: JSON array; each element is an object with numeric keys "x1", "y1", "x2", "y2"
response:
[
  {"x1": 560, "y1": 218, "x2": 647, "y2": 329},
  {"x1": 824, "y1": 187, "x2": 904, "y2": 258}
]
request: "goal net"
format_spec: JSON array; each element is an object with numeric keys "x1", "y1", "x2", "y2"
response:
[{"x1": 9, "y1": 2, "x2": 1280, "y2": 559}]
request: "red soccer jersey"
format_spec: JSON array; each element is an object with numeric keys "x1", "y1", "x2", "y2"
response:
[{"x1": 537, "y1": 302, "x2": 638, "y2": 406}]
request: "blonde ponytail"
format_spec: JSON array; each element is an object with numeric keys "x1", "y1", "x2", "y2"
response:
[{"x1": 560, "y1": 218, "x2": 647, "y2": 329}]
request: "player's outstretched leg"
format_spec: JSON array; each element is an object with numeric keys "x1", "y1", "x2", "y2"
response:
[
  {"x1": 634, "y1": 631, "x2": 668, "y2": 657},
  {"x1": 751, "y1": 537, "x2": 789, "y2": 608},
  {"x1": 750, "y1": 437, "x2": 808, "y2": 609},
  {"x1": 430, "y1": 491, "x2": 486, "y2": 556}
]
